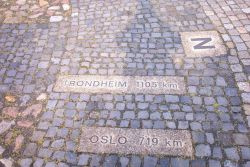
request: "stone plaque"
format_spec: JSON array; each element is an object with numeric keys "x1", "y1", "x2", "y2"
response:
[
  {"x1": 54, "y1": 75, "x2": 186, "y2": 94},
  {"x1": 180, "y1": 31, "x2": 227, "y2": 57},
  {"x1": 79, "y1": 127, "x2": 193, "y2": 157}
]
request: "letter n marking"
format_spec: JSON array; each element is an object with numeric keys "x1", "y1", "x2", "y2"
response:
[{"x1": 191, "y1": 38, "x2": 215, "y2": 50}]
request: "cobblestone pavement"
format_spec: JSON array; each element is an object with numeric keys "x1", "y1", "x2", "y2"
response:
[
  {"x1": 0, "y1": 0, "x2": 250, "y2": 166},
  {"x1": 0, "y1": 0, "x2": 71, "y2": 24}
]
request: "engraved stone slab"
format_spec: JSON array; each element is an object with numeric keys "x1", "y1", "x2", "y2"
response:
[
  {"x1": 79, "y1": 127, "x2": 193, "y2": 157},
  {"x1": 180, "y1": 31, "x2": 227, "y2": 57},
  {"x1": 54, "y1": 75, "x2": 186, "y2": 94}
]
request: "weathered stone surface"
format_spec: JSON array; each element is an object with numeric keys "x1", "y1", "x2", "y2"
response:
[
  {"x1": 23, "y1": 143, "x2": 37, "y2": 156},
  {"x1": 50, "y1": 16, "x2": 63, "y2": 22},
  {"x1": 36, "y1": 93, "x2": 47, "y2": 101},
  {"x1": 0, "y1": 146, "x2": 5, "y2": 155},
  {"x1": 79, "y1": 127, "x2": 193, "y2": 157},
  {"x1": 16, "y1": 0, "x2": 27, "y2": 5},
  {"x1": 39, "y1": 0, "x2": 49, "y2": 6},
  {"x1": 20, "y1": 95, "x2": 30, "y2": 107},
  {"x1": 4, "y1": 95, "x2": 16, "y2": 103},
  {"x1": 19, "y1": 158, "x2": 33, "y2": 167},
  {"x1": 48, "y1": 6, "x2": 60, "y2": 10},
  {"x1": 233, "y1": 134, "x2": 249, "y2": 145},
  {"x1": 242, "y1": 8, "x2": 250, "y2": 14},
  {"x1": 242, "y1": 93, "x2": 250, "y2": 103},
  {"x1": 29, "y1": 13, "x2": 44, "y2": 19},
  {"x1": 244, "y1": 105, "x2": 250, "y2": 115},
  {"x1": 62, "y1": 4, "x2": 70, "y2": 10},
  {"x1": 237, "y1": 82, "x2": 250, "y2": 92},
  {"x1": 180, "y1": 31, "x2": 227, "y2": 57},
  {"x1": 17, "y1": 121, "x2": 33, "y2": 128},
  {"x1": 0, "y1": 120, "x2": 15, "y2": 135},
  {"x1": 0, "y1": 0, "x2": 249, "y2": 164},
  {"x1": 0, "y1": 158, "x2": 13, "y2": 167},
  {"x1": 14, "y1": 135, "x2": 24, "y2": 152},
  {"x1": 22, "y1": 104, "x2": 43, "y2": 118},
  {"x1": 54, "y1": 75, "x2": 186, "y2": 94},
  {"x1": 2, "y1": 107, "x2": 19, "y2": 118},
  {"x1": 31, "y1": 131, "x2": 46, "y2": 142},
  {"x1": 195, "y1": 144, "x2": 211, "y2": 157}
]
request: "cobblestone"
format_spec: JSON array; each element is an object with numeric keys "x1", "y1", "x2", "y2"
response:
[
  {"x1": 192, "y1": 160, "x2": 206, "y2": 167},
  {"x1": 171, "y1": 158, "x2": 189, "y2": 167},
  {"x1": 19, "y1": 158, "x2": 33, "y2": 167},
  {"x1": 0, "y1": 0, "x2": 249, "y2": 166},
  {"x1": 78, "y1": 154, "x2": 89, "y2": 166},
  {"x1": 225, "y1": 148, "x2": 240, "y2": 161},
  {"x1": 131, "y1": 156, "x2": 141, "y2": 167},
  {"x1": 195, "y1": 144, "x2": 211, "y2": 157}
]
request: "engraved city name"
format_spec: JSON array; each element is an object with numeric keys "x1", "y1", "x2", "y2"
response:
[
  {"x1": 79, "y1": 127, "x2": 193, "y2": 157},
  {"x1": 54, "y1": 75, "x2": 186, "y2": 94}
]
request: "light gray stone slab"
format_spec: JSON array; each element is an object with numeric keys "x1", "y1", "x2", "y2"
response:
[
  {"x1": 79, "y1": 127, "x2": 193, "y2": 157},
  {"x1": 180, "y1": 31, "x2": 227, "y2": 57},
  {"x1": 54, "y1": 75, "x2": 186, "y2": 94}
]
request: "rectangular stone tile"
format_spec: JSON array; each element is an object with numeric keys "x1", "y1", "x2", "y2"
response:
[
  {"x1": 79, "y1": 127, "x2": 193, "y2": 157},
  {"x1": 180, "y1": 31, "x2": 227, "y2": 57},
  {"x1": 54, "y1": 75, "x2": 186, "y2": 94}
]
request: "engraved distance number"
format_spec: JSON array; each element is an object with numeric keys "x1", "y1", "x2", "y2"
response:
[
  {"x1": 138, "y1": 136, "x2": 184, "y2": 148},
  {"x1": 139, "y1": 137, "x2": 159, "y2": 146},
  {"x1": 136, "y1": 81, "x2": 179, "y2": 89}
]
